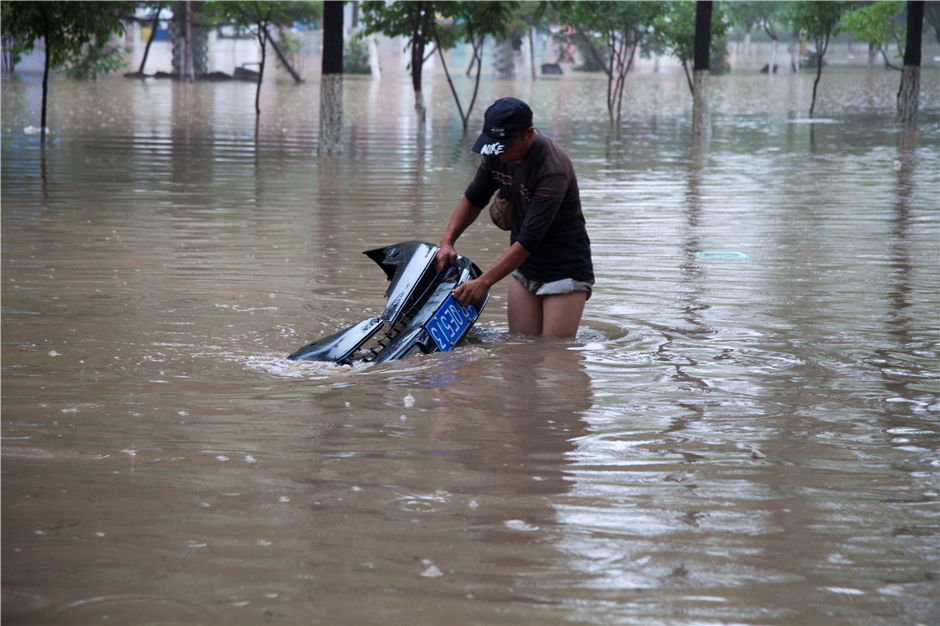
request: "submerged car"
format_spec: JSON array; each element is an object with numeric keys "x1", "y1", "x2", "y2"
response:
[{"x1": 288, "y1": 241, "x2": 490, "y2": 365}]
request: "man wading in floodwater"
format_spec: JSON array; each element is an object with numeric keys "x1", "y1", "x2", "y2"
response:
[{"x1": 435, "y1": 97, "x2": 594, "y2": 337}]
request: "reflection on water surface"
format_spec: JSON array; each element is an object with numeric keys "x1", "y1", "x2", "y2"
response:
[{"x1": 2, "y1": 68, "x2": 938, "y2": 624}]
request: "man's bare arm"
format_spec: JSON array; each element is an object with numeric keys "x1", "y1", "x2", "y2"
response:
[
  {"x1": 435, "y1": 195, "x2": 483, "y2": 271},
  {"x1": 451, "y1": 241, "x2": 531, "y2": 306}
]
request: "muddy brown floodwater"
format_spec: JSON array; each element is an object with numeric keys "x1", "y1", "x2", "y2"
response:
[{"x1": 2, "y1": 67, "x2": 938, "y2": 624}]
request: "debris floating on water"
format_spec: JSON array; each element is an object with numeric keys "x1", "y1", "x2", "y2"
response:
[
  {"x1": 696, "y1": 250, "x2": 749, "y2": 260},
  {"x1": 420, "y1": 562, "x2": 443, "y2": 578}
]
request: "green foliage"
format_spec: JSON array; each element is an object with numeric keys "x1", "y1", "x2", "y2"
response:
[
  {"x1": 2, "y1": 1, "x2": 129, "y2": 68},
  {"x1": 2, "y1": 1, "x2": 130, "y2": 137},
  {"x1": 843, "y1": 0, "x2": 905, "y2": 65},
  {"x1": 927, "y1": 2, "x2": 940, "y2": 46},
  {"x1": 276, "y1": 1, "x2": 323, "y2": 28},
  {"x1": 786, "y1": 1, "x2": 856, "y2": 117},
  {"x1": 571, "y1": 31, "x2": 607, "y2": 72},
  {"x1": 1, "y1": 2, "x2": 23, "y2": 70},
  {"x1": 447, "y1": 1, "x2": 517, "y2": 47},
  {"x1": 203, "y1": 0, "x2": 286, "y2": 37},
  {"x1": 501, "y1": 1, "x2": 542, "y2": 44},
  {"x1": 556, "y1": 1, "x2": 671, "y2": 127},
  {"x1": 360, "y1": 1, "x2": 515, "y2": 57},
  {"x1": 344, "y1": 38, "x2": 372, "y2": 75},
  {"x1": 711, "y1": 36, "x2": 731, "y2": 75},
  {"x1": 59, "y1": 39, "x2": 127, "y2": 79},
  {"x1": 205, "y1": 1, "x2": 321, "y2": 35},
  {"x1": 725, "y1": 1, "x2": 787, "y2": 42},
  {"x1": 438, "y1": 1, "x2": 517, "y2": 126},
  {"x1": 656, "y1": 0, "x2": 732, "y2": 69},
  {"x1": 360, "y1": 1, "x2": 437, "y2": 49},
  {"x1": 2, "y1": 38, "x2": 22, "y2": 71},
  {"x1": 360, "y1": 0, "x2": 517, "y2": 123},
  {"x1": 556, "y1": 2, "x2": 671, "y2": 73},
  {"x1": 205, "y1": 1, "x2": 320, "y2": 116},
  {"x1": 787, "y1": 1, "x2": 856, "y2": 52}
]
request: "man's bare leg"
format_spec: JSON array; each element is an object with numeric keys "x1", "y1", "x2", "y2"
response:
[
  {"x1": 542, "y1": 291, "x2": 587, "y2": 338},
  {"x1": 508, "y1": 275, "x2": 543, "y2": 336}
]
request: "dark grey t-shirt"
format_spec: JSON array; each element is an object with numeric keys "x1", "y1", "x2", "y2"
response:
[{"x1": 464, "y1": 132, "x2": 594, "y2": 283}]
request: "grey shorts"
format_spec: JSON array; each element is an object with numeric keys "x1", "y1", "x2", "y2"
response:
[{"x1": 511, "y1": 270, "x2": 594, "y2": 301}]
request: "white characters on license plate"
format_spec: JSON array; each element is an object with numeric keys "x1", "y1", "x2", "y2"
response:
[{"x1": 426, "y1": 295, "x2": 476, "y2": 352}]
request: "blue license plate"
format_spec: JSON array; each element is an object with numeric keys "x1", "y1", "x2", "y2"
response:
[{"x1": 426, "y1": 293, "x2": 476, "y2": 352}]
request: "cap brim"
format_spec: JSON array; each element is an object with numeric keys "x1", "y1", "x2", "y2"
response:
[{"x1": 471, "y1": 132, "x2": 520, "y2": 156}]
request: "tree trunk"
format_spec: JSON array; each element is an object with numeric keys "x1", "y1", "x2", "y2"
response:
[
  {"x1": 320, "y1": 0, "x2": 344, "y2": 154},
  {"x1": 927, "y1": 1, "x2": 940, "y2": 45},
  {"x1": 613, "y1": 38, "x2": 638, "y2": 134},
  {"x1": 437, "y1": 37, "x2": 485, "y2": 130},
  {"x1": 184, "y1": 0, "x2": 193, "y2": 82},
  {"x1": 692, "y1": 70, "x2": 710, "y2": 136},
  {"x1": 694, "y1": 1, "x2": 712, "y2": 73},
  {"x1": 809, "y1": 49, "x2": 823, "y2": 118},
  {"x1": 897, "y1": 66, "x2": 921, "y2": 124},
  {"x1": 692, "y1": 1, "x2": 712, "y2": 136},
  {"x1": 414, "y1": 88, "x2": 425, "y2": 125},
  {"x1": 411, "y1": 31, "x2": 425, "y2": 121},
  {"x1": 321, "y1": 2, "x2": 343, "y2": 76},
  {"x1": 265, "y1": 26, "x2": 303, "y2": 84},
  {"x1": 137, "y1": 4, "x2": 162, "y2": 75},
  {"x1": 577, "y1": 27, "x2": 609, "y2": 78},
  {"x1": 438, "y1": 40, "x2": 481, "y2": 129},
  {"x1": 41, "y1": 27, "x2": 50, "y2": 143},
  {"x1": 790, "y1": 30, "x2": 800, "y2": 73},
  {"x1": 898, "y1": 1, "x2": 924, "y2": 125},
  {"x1": 682, "y1": 59, "x2": 694, "y2": 95},
  {"x1": 320, "y1": 74, "x2": 343, "y2": 153},
  {"x1": 769, "y1": 38, "x2": 777, "y2": 75},
  {"x1": 493, "y1": 37, "x2": 515, "y2": 79},
  {"x1": 368, "y1": 36, "x2": 380, "y2": 79},
  {"x1": 407, "y1": 2, "x2": 432, "y2": 125},
  {"x1": 528, "y1": 27, "x2": 537, "y2": 81},
  {"x1": 255, "y1": 26, "x2": 266, "y2": 116}
]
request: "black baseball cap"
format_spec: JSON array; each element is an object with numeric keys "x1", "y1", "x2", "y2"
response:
[{"x1": 471, "y1": 98, "x2": 533, "y2": 156}]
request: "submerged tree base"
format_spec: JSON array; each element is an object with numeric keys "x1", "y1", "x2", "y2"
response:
[
  {"x1": 319, "y1": 73, "x2": 343, "y2": 155},
  {"x1": 692, "y1": 69, "x2": 710, "y2": 136},
  {"x1": 897, "y1": 65, "x2": 920, "y2": 126}
]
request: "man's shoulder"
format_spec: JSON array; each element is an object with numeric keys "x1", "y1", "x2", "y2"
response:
[
  {"x1": 532, "y1": 133, "x2": 575, "y2": 175},
  {"x1": 538, "y1": 133, "x2": 570, "y2": 158}
]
